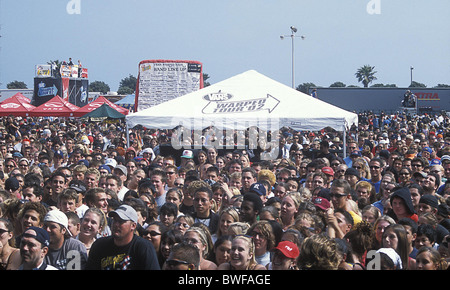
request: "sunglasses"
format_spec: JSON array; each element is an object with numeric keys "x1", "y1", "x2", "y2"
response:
[{"x1": 145, "y1": 231, "x2": 161, "y2": 237}]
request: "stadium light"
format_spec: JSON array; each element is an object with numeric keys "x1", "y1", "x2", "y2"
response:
[{"x1": 280, "y1": 26, "x2": 305, "y2": 88}]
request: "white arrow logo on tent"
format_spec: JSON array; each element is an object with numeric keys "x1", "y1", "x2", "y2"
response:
[{"x1": 202, "y1": 94, "x2": 280, "y2": 114}]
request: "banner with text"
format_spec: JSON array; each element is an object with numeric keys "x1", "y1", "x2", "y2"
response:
[{"x1": 136, "y1": 60, "x2": 203, "y2": 111}]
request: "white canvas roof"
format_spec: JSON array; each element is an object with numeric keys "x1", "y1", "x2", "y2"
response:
[{"x1": 126, "y1": 70, "x2": 358, "y2": 132}]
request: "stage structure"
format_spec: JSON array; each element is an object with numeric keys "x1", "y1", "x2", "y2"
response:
[{"x1": 32, "y1": 64, "x2": 89, "y2": 107}]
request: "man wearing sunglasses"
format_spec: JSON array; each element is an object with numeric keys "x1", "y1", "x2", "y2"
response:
[
  {"x1": 326, "y1": 179, "x2": 362, "y2": 239},
  {"x1": 368, "y1": 158, "x2": 384, "y2": 194},
  {"x1": 163, "y1": 242, "x2": 199, "y2": 270}
]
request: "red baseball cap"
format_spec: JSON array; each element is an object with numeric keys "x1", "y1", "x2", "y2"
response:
[
  {"x1": 321, "y1": 166, "x2": 334, "y2": 176},
  {"x1": 313, "y1": 196, "x2": 331, "y2": 211},
  {"x1": 271, "y1": 241, "x2": 299, "y2": 259}
]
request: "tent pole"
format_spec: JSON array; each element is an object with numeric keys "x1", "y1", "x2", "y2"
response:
[
  {"x1": 343, "y1": 126, "x2": 347, "y2": 158},
  {"x1": 126, "y1": 122, "x2": 130, "y2": 148}
]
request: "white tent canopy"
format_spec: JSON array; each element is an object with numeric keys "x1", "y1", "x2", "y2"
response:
[{"x1": 126, "y1": 70, "x2": 358, "y2": 132}]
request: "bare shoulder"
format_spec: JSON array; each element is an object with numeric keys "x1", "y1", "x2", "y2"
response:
[{"x1": 217, "y1": 262, "x2": 231, "y2": 270}]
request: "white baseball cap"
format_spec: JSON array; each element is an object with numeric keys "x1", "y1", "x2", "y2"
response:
[
  {"x1": 181, "y1": 150, "x2": 193, "y2": 159},
  {"x1": 44, "y1": 210, "x2": 72, "y2": 236},
  {"x1": 104, "y1": 158, "x2": 117, "y2": 168}
]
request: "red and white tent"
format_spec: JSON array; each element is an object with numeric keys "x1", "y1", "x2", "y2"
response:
[
  {"x1": 73, "y1": 96, "x2": 129, "y2": 117},
  {"x1": 0, "y1": 93, "x2": 36, "y2": 117},
  {"x1": 29, "y1": 95, "x2": 80, "y2": 117}
]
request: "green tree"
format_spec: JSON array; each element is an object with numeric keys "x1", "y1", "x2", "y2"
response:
[
  {"x1": 203, "y1": 73, "x2": 211, "y2": 87},
  {"x1": 89, "y1": 81, "x2": 110, "y2": 94},
  {"x1": 409, "y1": 81, "x2": 426, "y2": 88},
  {"x1": 370, "y1": 83, "x2": 397, "y2": 88},
  {"x1": 355, "y1": 65, "x2": 377, "y2": 88},
  {"x1": 7, "y1": 81, "x2": 28, "y2": 89},
  {"x1": 330, "y1": 81, "x2": 346, "y2": 87},
  {"x1": 47, "y1": 60, "x2": 63, "y2": 77},
  {"x1": 434, "y1": 84, "x2": 450, "y2": 88},
  {"x1": 296, "y1": 82, "x2": 317, "y2": 94},
  {"x1": 118, "y1": 74, "x2": 137, "y2": 95}
]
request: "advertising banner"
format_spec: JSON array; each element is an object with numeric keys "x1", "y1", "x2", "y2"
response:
[
  {"x1": 60, "y1": 65, "x2": 72, "y2": 77},
  {"x1": 81, "y1": 68, "x2": 88, "y2": 78},
  {"x1": 35, "y1": 65, "x2": 52, "y2": 77},
  {"x1": 71, "y1": 65, "x2": 79, "y2": 78},
  {"x1": 33, "y1": 78, "x2": 62, "y2": 106},
  {"x1": 32, "y1": 77, "x2": 89, "y2": 107},
  {"x1": 70, "y1": 78, "x2": 89, "y2": 107},
  {"x1": 62, "y1": 77, "x2": 70, "y2": 101},
  {"x1": 135, "y1": 60, "x2": 203, "y2": 111}
]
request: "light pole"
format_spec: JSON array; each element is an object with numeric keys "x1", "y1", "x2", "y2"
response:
[
  {"x1": 410, "y1": 66, "x2": 414, "y2": 86},
  {"x1": 280, "y1": 26, "x2": 305, "y2": 88}
]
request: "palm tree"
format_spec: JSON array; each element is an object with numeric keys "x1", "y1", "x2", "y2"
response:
[
  {"x1": 355, "y1": 65, "x2": 377, "y2": 88},
  {"x1": 47, "y1": 60, "x2": 63, "y2": 77}
]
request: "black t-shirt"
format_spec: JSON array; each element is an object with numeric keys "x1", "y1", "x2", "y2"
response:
[
  {"x1": 179, "y1": 203, "x2": 195, "y2": 217},
  {"x1": 86, "y1": 235, "x2": 160, "y2": 270}
]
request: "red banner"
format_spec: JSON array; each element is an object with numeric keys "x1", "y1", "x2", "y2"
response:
[
  {"x1": 81, "y1": 68, "x2": 88, "y2": 78},
  {"x1": 62, "y1": 78, "x2": 70, "y2": 101}
]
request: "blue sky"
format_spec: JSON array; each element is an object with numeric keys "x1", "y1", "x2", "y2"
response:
[{"x1": 0, "y1": 0, "x2": 449, "y2": 91}]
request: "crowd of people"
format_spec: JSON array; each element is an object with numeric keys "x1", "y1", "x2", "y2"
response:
[{"x1": 0, "y1": 109, "x2": 449, "y2": 271}]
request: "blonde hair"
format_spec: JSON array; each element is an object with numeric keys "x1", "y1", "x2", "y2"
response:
[
  {"x1": 353, "y1": 158, "x2": 371, "y2": 179},
  {"x1": 285, "y1": 191, "x2": 302, "y2": 209},
  {"x1": 347, "y1": 199, "x2": 361, "y2": 216},
  {"x1": 298, "y1": 187, "x2": 312, "y2": 201},
  {"x1": 258, "y1": 169, "x2": 276, "y2": 186},
  {"x1": 186, "y1": 180, "x2": 210, "y2": 195},
  {"x1": 83, "y1": 207, "x2": 107, "y2": 232},
  {"x1": 85, "y1": 167, "x2": 100, "y2": 179},
  {"x1": 73, "y1": 164, "x2": 87, "y2": 173},
  {"x1": 185, "y1": 226, "x2": 211, "y2": 258},
  {"x1": 355, "y1": 180, "x2": 373, "y2": 192},
  {"x1": 228, "y1": 222, "x2": 250, "y2": 236},
  {"x1": 231, "y1": 188, "x2": 241, "y2": 196},
  {"x1": 216, "y1": 207, "x2": 240, "y2": 236},
  {"x1": 298, "y1": 234, "x2": 340, "y2": 270},
  {"x1": 232, "y1": 235, "x2": 258, "y2": 269},
  {"x1": 229, "y1": 171, "x2": 242, "y2": 181}
]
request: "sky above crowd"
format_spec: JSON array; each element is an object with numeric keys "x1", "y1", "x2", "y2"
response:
[{"x1": 0, "y1": 0, "x2": 449, "y2": 91}]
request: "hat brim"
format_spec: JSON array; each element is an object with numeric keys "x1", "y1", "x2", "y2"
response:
[{"x1": 108, "y1": 211, "x2": 136, "y2": 223}]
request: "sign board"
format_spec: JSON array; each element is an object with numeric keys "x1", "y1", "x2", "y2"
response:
[
  {"x1": 81, "y1": 68, "x2": 88, "y2": 78},
  {"x1": 59, "y1": 65, "x2": 87, "y2": 78},
  {"x1": 135, "y1": 60, "x2": 203, "y2": 111},
  {"x1": 35, "y1": 65, "x2": 52, "y2": 77},
  {"x1": 32, "y1": 77, "x2": 89, "y2": 107}
]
